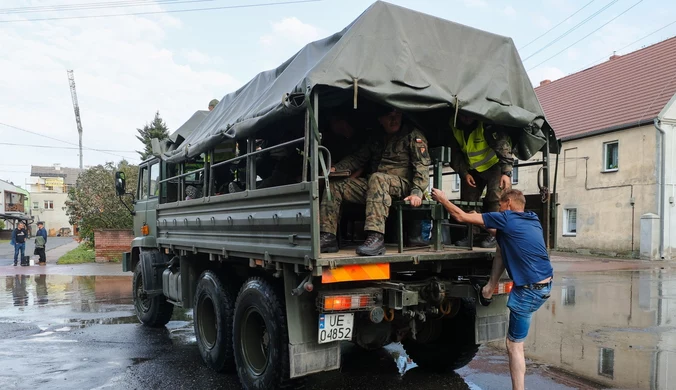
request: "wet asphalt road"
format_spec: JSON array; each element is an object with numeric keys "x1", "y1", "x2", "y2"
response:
[
  {"x1": 0, "y1": 237, "x2": 73, "y2": 266},
  {"x1": 0, "y1": 259, "x2": 673, "y2": 390}
]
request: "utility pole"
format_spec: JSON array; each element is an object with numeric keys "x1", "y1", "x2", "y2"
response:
[{"x1": 67, "y1": 69, "x2": 84, "y2": 169}]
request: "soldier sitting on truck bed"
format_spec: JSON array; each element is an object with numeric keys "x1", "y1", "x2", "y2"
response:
[{"x1": 319, "y1": 107, "x2": 431, "y2": 256}]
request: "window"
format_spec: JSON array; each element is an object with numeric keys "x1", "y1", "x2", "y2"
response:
[
  {"x1": 512, "y1": 160, "x2": 519, "y2": 185},
  {"x1": 564, "y1": 208, "x2": 577, "y2": 236},
  {"x1": 138, "y1": 166, "x2": 149, "y2": 200},
  {"x1": 33, "y1": 202, "x2": 39, "y2": 210},
  {"x1": 561, "y1": 280, "x2": 576, "y2": 306},
  {"x1": 598, "y1": 348, "x2": 614, "y2": 378},
  {"x1": 452, "y1": 174, "x2": 461, "y2": 192},
  {"x1": 46, "y1": 186, "x2": 54, "y2": 191},
  {"x1": 603, "y1": 141, "x2": 619, "y2": 171},
  {"x1": 149, "y1": 163, "x2": 160, "y2": 198},
  {"x1": 44, "y1": 200, "x2": 54, "y2": 210}
]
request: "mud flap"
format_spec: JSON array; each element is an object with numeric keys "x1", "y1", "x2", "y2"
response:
[
  {"x1": 283, "y1": 265, "x2": 341, "y2": 378},
  {"x1": 474, "y1": 295, "x2": 509, "y2": 343}
]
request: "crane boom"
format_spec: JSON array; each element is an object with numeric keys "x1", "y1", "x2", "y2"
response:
[{"x1": 67, "y1": 69, "x2": 84, "y2": 169}]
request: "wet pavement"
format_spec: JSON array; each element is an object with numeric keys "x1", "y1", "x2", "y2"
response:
[
  {"x1": 0, "y1": 237, "x2": 74, "y2": 266},
  {"x1": 0, "y1": 259, "x2": 673, "y2": 389}
]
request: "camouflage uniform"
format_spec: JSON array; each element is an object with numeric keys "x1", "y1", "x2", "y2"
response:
[
  {"x1": 450, "y1": 122, "x2": 513, "y2": 212},
  {"x1": 320, "y1": 124, "x2": 431, "y2": 234}
]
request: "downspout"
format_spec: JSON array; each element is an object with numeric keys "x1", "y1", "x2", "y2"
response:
[{"x1": 654, "y1": 118, "x2": 666, "y2": 259}]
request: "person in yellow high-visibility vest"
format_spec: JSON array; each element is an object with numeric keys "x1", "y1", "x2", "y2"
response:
[{"x1": 450, "y1": 112, "x2": 514, "y2": 248}]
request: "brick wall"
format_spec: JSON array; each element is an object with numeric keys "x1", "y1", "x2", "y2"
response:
[{"x1": 94, "y1": 229, "x2": 134, "y2": 263}]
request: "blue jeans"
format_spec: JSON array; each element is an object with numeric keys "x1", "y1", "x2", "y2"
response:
[
  {"x1": 506, "y1": 283, "x2": 551, "y2": 342},
  {"x1": 14, "y1": 243, "x2": 26, "y2": 263}
]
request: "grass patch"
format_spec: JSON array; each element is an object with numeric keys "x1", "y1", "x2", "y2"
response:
[
  {"x1": 57, "y1": 244, "x2": 96, "y2": 264},
  {"x1": 0, "y1": 239, "x2": 9, "y2": 244}
]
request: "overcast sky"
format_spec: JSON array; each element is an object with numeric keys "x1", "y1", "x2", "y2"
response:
[{"x1": 1, "y1": 0, "x2": 674, "y2": 187}]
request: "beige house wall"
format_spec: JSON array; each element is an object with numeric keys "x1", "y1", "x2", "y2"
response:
[
  {"x1": 514, "y1": 125, "x2": 658, "y2": 254},
  {"x1": 29, "y1": 192, "x2": 71, "y2": 236}
]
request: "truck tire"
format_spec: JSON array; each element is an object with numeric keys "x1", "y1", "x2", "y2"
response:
[
  {"x1": 233, "y1": 277, "x2": 304, "y2": 390},
  {"x1": 194, "y1": 271, "x2": 237, "y2": 373},
  {"x1": 132, "y1": 265, "x2": 174, "y2": 327},
  {"x1": 402, "y1": 298, "x2": 479, "y2": 372}
]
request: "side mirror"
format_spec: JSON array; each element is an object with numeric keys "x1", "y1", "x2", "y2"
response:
[{"x1": 115, "y1": 171, "x2": 126, "y2": 196}]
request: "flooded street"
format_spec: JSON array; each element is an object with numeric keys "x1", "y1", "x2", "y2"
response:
[{"x1": 0, "y1": 260, "x2": 673, "y2": 389}]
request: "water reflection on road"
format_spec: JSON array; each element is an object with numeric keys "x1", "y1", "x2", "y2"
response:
[{"x1": 527, "y1": 268, "x2": 676, "y2": 389}]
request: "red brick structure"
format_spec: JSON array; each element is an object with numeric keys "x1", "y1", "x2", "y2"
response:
[{"x1": 94, "y1": 229, "x2": 134, "y2": 263}]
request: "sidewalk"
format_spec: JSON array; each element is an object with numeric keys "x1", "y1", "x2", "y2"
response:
[{"x1": 46, "y1": 240, "x2": 80, "y2": 264}]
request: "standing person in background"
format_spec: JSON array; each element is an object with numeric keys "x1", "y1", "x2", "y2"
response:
[
  {"x1": 11, "y1": 222, "x2": 28, "y2": 266},
  {"x1": 35, "y1": 221, "x2": 48, "y2": 266}
]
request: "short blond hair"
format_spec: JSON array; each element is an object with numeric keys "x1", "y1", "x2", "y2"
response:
[{"x1": 500, "y1": 189, "x2": 526, "y2": 207}]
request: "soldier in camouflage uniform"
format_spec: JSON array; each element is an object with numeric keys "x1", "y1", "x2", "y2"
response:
[
  {"x1": 320, "y1": 108, "x2": 431, "y2": 256},
  {"x1": 449, "y1": 112, "x2": 514, "y2": 248}
]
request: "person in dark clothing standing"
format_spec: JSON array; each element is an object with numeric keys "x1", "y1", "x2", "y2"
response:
[
  {"x1": 11, "y1": 222, "x2": 28, "y2": 266},
  {"x1": 35, "y1": 221, "x2": 48, "y2": 265}
]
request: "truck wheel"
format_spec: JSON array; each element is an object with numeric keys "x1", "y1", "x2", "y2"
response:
[
  {"x1": 194, "y1": 271, "x2": 236, "y2": 373},
  {"x1": 132, "y1": 265, "x2": 174, "y2": 327},
  {"x1": 402, "y1": 298, "x2": 479, "y2": 372},
  {"x1": 233, "y1": 277, "x2": 303, "y2": 390}
]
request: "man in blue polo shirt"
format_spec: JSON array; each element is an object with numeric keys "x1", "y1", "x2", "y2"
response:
[{"x1": 431, "y1": 187, "x2": 553, "y2": 390}]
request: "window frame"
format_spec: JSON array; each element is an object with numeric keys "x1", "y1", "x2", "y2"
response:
[
  {"x1": 603, "y1": 141, "x2": 619, "y2": 172},
  {"x1": 452, "y1": 174, "x2": 461, "y2": 192},
  {"x1": 138, "y1": 165, "x2": 149, "y2": 200},
  {"x1": 598, "y1": 347, "x2": 614, "y2": 379},
  {"x1": 563, "y1": 208, "x2": 577, "y2": 236},
  {"x1": 149, "y1": 162, "x2": 160, "y2": 199},
  {"x1": 43, "y1": 200, "x2": 54, "y2": 210},
  {"x1": 512, "y1": 159, "x2": 519, "y2": 185}
]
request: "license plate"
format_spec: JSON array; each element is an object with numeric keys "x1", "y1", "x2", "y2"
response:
[{"x1": 318, "y1": 313, "x2": 354, "y2": 344}]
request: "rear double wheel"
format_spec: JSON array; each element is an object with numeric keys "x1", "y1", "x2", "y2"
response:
[
  {"x1": 233, "y1": 277, "x2": 303, "y2": 390},
  {"x1": 194, "y1": 271, "x2": 237, "y2": 372},
  {"x1": 402, "y1": 298, "x2": 480, "y2": 372}
]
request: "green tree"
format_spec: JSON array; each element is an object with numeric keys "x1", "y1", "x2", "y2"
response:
[
  {"x1": 65, "y1": 161, "x2": 138, "y2": 245},
  {"x1": 136, "y1": 111, "x2": 169, "y2": 160}
]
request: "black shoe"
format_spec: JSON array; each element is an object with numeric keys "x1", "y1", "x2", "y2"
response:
[
  {"x1": 356, "y1": 232, "x2": 386, "y2": 256},
  {"x1": 479, "y1": 236, "x2": 497, "y2": 248},
  {"x1": 454, "y1": 236, "x2": 471, "y2": 247},
  {"x1": 13, "y1": 262, "x2": 17, "y2": 266},
  {"x1": 320, "y1": 232, "x2": 339, "y2": 253}
]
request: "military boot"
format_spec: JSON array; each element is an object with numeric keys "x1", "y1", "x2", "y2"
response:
[
  {"x1": 320, "y1": 232, "x2": 339, "y2": 253},
  {"x1": 454, "y1": 235, "x2": 472, "y2": 248},
  {"x1": 407, "y1": 221, "x2": 429, "y2": 247},
  {"x1": 356, "y1": 232, "x2": 386, "y2": 256},
  {"x1": 479, "y1": 235, "x2": 497, "y2": 248}
]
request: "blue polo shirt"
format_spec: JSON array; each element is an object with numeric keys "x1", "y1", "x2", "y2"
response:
[{"x1": 482, "y1": 210, "x2": 553, "y2": 286}]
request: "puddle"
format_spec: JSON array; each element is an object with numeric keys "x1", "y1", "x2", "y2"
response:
[{"x1": 525, "y1": 268, "x2": 676, "y2": 389}]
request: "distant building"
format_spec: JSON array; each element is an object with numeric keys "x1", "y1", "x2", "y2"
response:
[
  {"x1": 0, "y1": 179, "x2": 30, "y2": 231},
  {"x1": 28, "y1": 164, "x2": 82, "y2": 236}
]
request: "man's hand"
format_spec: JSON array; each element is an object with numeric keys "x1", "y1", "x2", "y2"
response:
[
  {"x1": 430, "y1": 188, "x2": 447, "y2": 204},
  {"x1": 404, "y1": 195, "x2": 422, "y2": 207},
  {"x1": 465, "y1": 173, "x2": 476, "y2": 188},
  {"x1": 500, "y1": 174, "x2": 511, "y2": 190},
  {"x1": 330, "y1": 166, "x2": 336, "y2": 173}
]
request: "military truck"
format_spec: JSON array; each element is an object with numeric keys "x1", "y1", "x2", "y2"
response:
[{"x1": 116, "y1": 2, "x2": 558, "y2": 389}]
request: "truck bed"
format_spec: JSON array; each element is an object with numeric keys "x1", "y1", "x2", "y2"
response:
[{"x1": 316, "y1": 245, "x2": 494, "y2": 267}]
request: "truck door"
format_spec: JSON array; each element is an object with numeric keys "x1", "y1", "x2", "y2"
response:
[{"x1": 134, "y1": 164, "x2": 150, "y2": 237}]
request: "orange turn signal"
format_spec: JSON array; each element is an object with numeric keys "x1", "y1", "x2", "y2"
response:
[
  {"x1": 323, "y1": 294, "x2": 372, "y2": 311},
  {"x1": 493, "y1": 281, "x2": 514, "y2": 295},
  {"x1": 141, "y1": 224, "x2": 150, "y2": 236}
]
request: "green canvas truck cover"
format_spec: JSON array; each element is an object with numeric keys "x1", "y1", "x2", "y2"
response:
[{"x1": 163, "y1": 1, "x2": 556, "y2": 164}]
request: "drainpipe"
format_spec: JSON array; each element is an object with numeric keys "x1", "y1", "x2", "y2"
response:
[{"x1": 654, "y1": 118, "x2": 666, "y2": 259}]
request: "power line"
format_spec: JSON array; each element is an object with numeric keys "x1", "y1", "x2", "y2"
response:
[
  {"x1": 0, "y1": 142, "x2": 138, "y2": 153},
  {"x1": 575, "y1": 20, "x2": 676, "y2": 72},
  {"x1": 528, "y1": 0, "x2": 645, "y2": 71},
  {"x1": 0, "y1": 122, "x2": 137, "y2": 161},
  {"x1": 0, "y1": 0, "x2": 212, "y2": 15},
  {"x1": 519, "y1": 0, "x2": 597, "y2": 50},
  {"x1": 0, "y1": 0, "x2": 322, "y2": 23},
  {"x1": 523, "y1": 0, "x2": 620, "y2": 61}
]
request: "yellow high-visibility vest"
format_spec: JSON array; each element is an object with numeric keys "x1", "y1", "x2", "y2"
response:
[{"x1": 452, "y1": 121, "x2": 499, "y2": 173}]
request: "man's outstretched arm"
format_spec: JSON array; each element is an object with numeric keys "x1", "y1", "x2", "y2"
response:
[{"x1": 430, "y1": 188, "x2": 485, "y2": 226}]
